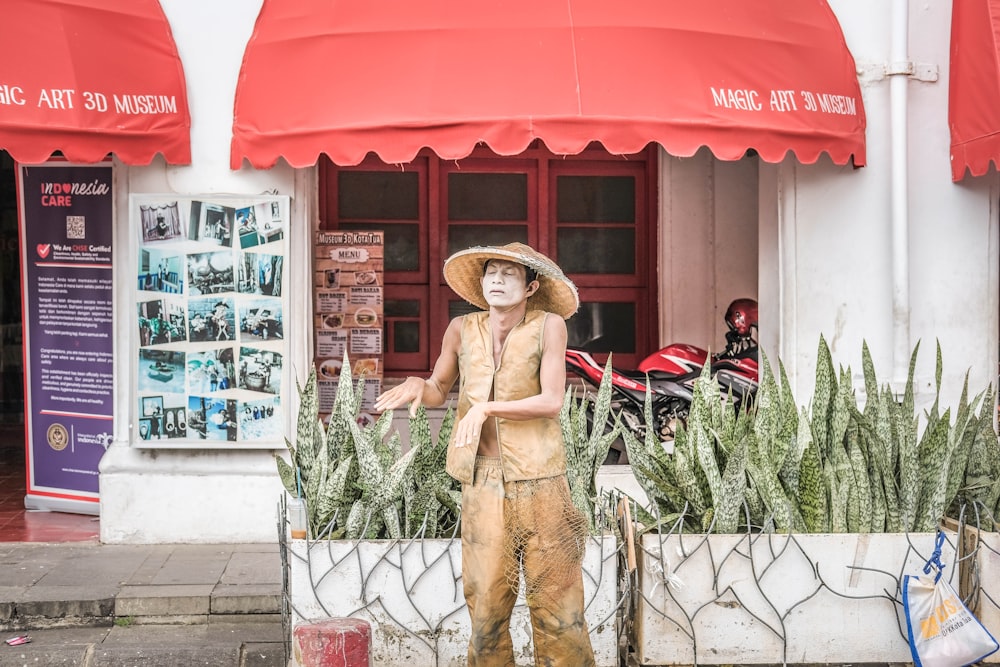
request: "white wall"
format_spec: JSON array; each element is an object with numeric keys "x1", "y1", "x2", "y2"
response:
[
  {"x1": 759, "y1": 0, "x2": 999, "y2": 408},
  {"x1": 100, "y1": 0, "x2": 314, "y2": 543},
  {"x1": 902, "y1": 0, "x2": 999, "y2": 405},
  {"x1": 658, "y1": 149, "x2": 759, "y2": 353}
]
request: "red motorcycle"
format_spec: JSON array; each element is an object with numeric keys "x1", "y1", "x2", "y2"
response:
[{"x1": 566, "y1": 299, "x2": 760, "y2": 464}]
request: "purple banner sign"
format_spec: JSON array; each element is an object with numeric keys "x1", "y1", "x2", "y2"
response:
[{"x1": 19, "y1": 163, "x2": 113, "y2": 510}]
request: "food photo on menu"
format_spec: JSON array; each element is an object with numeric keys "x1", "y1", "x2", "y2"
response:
[
  {"x1": 354, "y1": 270, "x2": 377, "y2": 286},
  {"x1": 353, "y1": 307, "x2": 378, "y2": 327},
  {"x1": 355, "y1": 357, "x2": 378, "y2": 376},
  {"x1": 318, "y1": 357, "x2": 343, "y2": 380},
  {"x1": 321, "y1": 312, "x2": 345, "y2": 330}
]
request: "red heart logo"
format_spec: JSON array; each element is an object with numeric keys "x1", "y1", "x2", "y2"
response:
[
  {"x1": 62, "y1": 184, "x2": 72, "y2": 193},
  {"x1": 36, "y1": 244, "x2": 51, "y2": 259}
]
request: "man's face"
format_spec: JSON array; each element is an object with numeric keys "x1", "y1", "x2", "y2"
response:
[{"x1": 481, "y1": 259, "x2": 536, "y2": 310}]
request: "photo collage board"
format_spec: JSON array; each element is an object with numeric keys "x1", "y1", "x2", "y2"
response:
[
  {"x1": 313, "y1": 230, "x2": 383, "y2": 419},
  {"x1": 131, "y1": 194, "x2": 289, "y2": 448}
]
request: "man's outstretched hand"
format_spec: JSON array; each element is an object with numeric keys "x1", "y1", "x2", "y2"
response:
[{"x1": 374, "y1": 377, "x2": 427, "y2": 418}]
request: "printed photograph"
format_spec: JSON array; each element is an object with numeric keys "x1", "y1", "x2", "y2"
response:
[
  {"x1": 140, "y1": 202, "x2": 182, "y2": 243},
  {"x1": 238, "y1": 346, "x2": 282, "y2": 394},
  {"x1": 236, "y1": 205, "x2": 259, "y2": 249},
  {"x1": 240, "y1": 298, "x2": 283, "y2": 342},
  {"x1": 237, "y1": 252, "x2": 283, "y2": 296},
  {"x1": 138, "y1": 248, "x2": 184, "y2": 294},
  {"x1": 160, "y1": 405, "x2": 188, "y2": 439},
  {"x1": 317, "y1": 357, "x2": 342, "y2": 381},
  {"x1": 187, "y1": 396, "x2": 237, "y2": 442},
  {"x1": 140, "y1": 395, "x2": 164, "y2": 418},
  {"x1": 137, "y1": 395, "x2": 188, "y2": 441},
  {"x1": 187, "y1": 250, "x2": 235, "y2": 295},
  {"x1": 256, "y1": 217, "x2": 283, "y2": 246},
  {"x1": 188, "y1": 297, "x2": 236, "y2": 343},
  {"x1": 238, "y1": 396, "x2": 282, "y2": 441},
  {"x1": 138, "y1": 349, "x2": 185, "y2": 394},
  {"x1": 188, "y1": 201, "x2": 234, "y2": 247},
  {"x1": 186, "y1": 347, "x2": 236, "y2": 395},
  {"x1": 138, "y1": 298, "x2": 187, "y2": 347},
  {"x1": 138, "y1": 396, "x2": 164, "y2": 440}
]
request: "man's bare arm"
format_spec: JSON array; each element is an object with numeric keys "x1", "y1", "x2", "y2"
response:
[{"x1": 374, "y1": 318, "x2": 461, "y2": 416}]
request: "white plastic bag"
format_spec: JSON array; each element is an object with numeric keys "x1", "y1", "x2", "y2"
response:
[{"x1": 903, "y1": 532, "x2": 999, "y2": 667}]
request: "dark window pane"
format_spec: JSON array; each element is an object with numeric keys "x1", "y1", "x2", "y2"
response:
[
  {"x1": 339, "y1": 172, "x2": 419, "y2": 220},
  {"x1": 341, "y1": 222, "x2": 419, "y2": 272},
  {"x1": 448, "y1": 173, "x2": 527, "y2": 221},
  {"x1": 392, "y1": 321, "x2": 420, "y2": 353},
  {"x1": 447, "y1": 225, "x2": 528, "y2": 256},
  {"x1": 448, "y1": 300, "x2": 482, "y2": 320},
  {"x1": 557, "y1": 228, "x2": 635, "y2": 274},
  {"x1": 557, "y1": 175, "x2": 635, "y2": 223},
  {"x1": 567, "y1": 302, "x2": 636, "y2": 354},
  {"x1": 384, "y1": 299, "x2": 420, "y2": 318}
]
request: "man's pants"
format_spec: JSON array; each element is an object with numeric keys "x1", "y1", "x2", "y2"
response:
[{"x1": 461, "y1": 456, "x2": 596, "y2": 667}]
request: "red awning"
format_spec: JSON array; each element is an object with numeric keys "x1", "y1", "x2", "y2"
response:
[
  {"x1": 950, "y1": 0, "x2": 1000, "y2": 181},
  {"x1": 232, "y1": 0, "x2": 866, "y2": 170},
  {"x1": 0, "y1": 0, "x2": 191, "y2": 165}
]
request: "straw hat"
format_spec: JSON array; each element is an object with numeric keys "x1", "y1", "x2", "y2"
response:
[{"x1": 443, "y1": 242, "x2": 579, "y2": 319}]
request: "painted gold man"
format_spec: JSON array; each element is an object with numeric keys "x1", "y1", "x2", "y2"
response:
[{"x1": 376, "y1": 242, "x2": 595, "y2": 667}]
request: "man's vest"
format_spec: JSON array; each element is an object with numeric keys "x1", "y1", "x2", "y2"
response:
[{"x1": 445, "y1": 310, "x2": 567, "y2": 484}]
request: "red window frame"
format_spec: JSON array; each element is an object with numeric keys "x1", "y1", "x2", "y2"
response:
[{"x1": 319, "y1": 144, "x2": 658, "y2": 374}]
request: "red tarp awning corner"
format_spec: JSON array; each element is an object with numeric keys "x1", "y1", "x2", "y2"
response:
[
  {"x1": 950, "y1": 0, "x2": 1000, "y2": 181},
  {"x1": 231, "y1": 0, "x2": 866, "y2": 170},
  {"x1": 0, "y1": 0, "x2": 191, "y2": 166}
]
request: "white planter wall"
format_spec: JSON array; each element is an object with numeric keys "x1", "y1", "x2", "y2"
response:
[
  {"x1": 289, "y1": 535, "x2": 620, "y2": 667},
  {"x1": 636, "y1": 532, "x2": 958, "y2": 665},
  {"x1": 977, "y1": 532, "x2": 1000, "y2": 663}
]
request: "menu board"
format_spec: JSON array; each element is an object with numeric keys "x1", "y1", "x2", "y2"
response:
[
  {"x1": 313, "y1": 231, "x2": 384, "y2": 416},
  {"x1": 130, "y1": 194, "x2": 289, "y2": 449}
]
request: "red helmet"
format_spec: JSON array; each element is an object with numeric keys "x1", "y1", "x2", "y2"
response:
[{"x1": 725, "y1": 298, "x2": 758, "y2": 336}]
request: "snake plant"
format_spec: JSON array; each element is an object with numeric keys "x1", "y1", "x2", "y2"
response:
[
  {"x1": 275, "y1": 354, "x2": 461, "y2": 539},
  {"x1": 625, "y1": 337, "x2": 1000, "y2": 534}
]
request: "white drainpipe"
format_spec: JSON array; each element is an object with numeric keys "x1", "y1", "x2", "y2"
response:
[{"x1": 889, "y1": 0, "x2": 910, "y2": 386}]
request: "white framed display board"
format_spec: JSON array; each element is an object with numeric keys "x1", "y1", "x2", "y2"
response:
[{"x1": 130, "y1": 194, "x2": 289, "y2": 449}]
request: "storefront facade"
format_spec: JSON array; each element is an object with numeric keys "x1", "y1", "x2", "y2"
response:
[{"x1": 4, "y1": 0, "x2": 997, "y2": 543}]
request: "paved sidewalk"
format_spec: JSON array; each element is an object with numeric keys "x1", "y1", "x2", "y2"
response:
[{"x1": 0, "y1": 541, "x2": 285, "y2": 666}]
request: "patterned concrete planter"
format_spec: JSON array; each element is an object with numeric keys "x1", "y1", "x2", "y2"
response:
[
  {"x1": 635, "y1": 531, "x2": 962, "y2": 665},
  {"x1": 288, "y1": 534, "x2": 621, "y2": 667},
  {"x1": 976, "y1": 532, "x2": 1000, "y2": 663}
]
